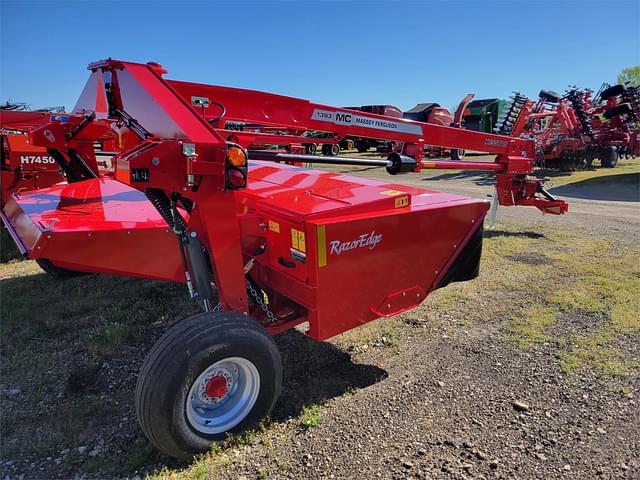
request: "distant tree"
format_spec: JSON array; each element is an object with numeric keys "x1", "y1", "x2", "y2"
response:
[{"x1": 617, "y1": 66, "x2": 640, "y2": 86}]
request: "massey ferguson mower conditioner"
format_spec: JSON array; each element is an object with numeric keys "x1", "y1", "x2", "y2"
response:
[{"x1": 1, "y1": 59, "x2": 568, "y2": 459}]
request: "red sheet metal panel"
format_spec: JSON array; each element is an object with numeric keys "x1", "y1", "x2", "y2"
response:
[{"x1": 4, "y1": 179, "x2": 183, "y2": 282}]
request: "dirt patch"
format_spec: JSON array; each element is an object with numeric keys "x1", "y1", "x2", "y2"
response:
[{"x1": 505, "y1": 252, "x2": 551, "y2": 266}]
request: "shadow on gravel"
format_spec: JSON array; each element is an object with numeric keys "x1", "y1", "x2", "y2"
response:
[
  {"x1": 273, "y1": 330, "x2": 388, "y2": 421},
  {"x1": 548, "y1": 173, "x2": 639, "y2": 202},
  {"x1": 484, "y1": 230, "x2": 546, "y2": 239},
  {"x1": 423, "y1": 170, "x2": 496, "y2": 186}
]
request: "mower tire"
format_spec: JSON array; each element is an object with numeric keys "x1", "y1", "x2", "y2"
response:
[
  {"x1": 450, "y1": 149, "x2": 465, "y2": 161},
  {"x1": 600, "y1": 84, "x2": 626, "y2": 101},
  {"x1": 600, "y1": 146, "x2": 619, "y2": 168},
  {"x1": 603, "y1": 103, "x2": 633, "y2": 120},
  {"x1": 304, "y1": 143, "x2": 317, "y2": 155},
  {"x1": 539, "y1": 90, "x2": 561, "y2": 103},
  {"x1": 35, "y1": 258, "x2": 88, "y2": 278},
  {"x1": 135, "y1": 311, "x2": 282, "y2": 460}
]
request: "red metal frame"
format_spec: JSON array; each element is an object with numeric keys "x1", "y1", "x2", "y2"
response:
[{"x1": 165, "y1": 77, "x2": 566, "y2": 214}]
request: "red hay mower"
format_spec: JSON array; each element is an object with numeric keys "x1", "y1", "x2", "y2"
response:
[{"x1": 1, "y1": 59, "x2": 568, "y2": 459}]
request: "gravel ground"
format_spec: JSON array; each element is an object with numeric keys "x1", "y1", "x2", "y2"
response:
[
  {"x1": 0, "y1": 162, "x2": 638, "y2": 480},
  {"x1": 213, "y1": 315, "x2": 638, "y2": 480}
]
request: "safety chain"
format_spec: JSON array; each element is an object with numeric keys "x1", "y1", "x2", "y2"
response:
[
  {"x1": 211, "y1": 282, "x2": 278, "y2": 323},
  {"x1": 248, "y1": 282, "x2": 278, "y2": 323}
]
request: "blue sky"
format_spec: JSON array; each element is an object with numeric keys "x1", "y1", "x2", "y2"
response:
[{"x1": 1, "y1": 1, "x2": 638, "y2": 112}]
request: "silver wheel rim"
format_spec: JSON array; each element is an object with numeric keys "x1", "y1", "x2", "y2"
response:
[{"x1": 186, "y1": 357, "x2": 260, "y2": 435}]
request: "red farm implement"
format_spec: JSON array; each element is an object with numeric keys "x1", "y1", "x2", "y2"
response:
[
  {"x1": 2, "y1": 59, "x2": 567, "y2": 459},
  {"x1": 495, "y1": 85, "x2": 638, "y2": 170},
  {"x1": 590, "y1": 83, "x2": 640, "y2": 162}
]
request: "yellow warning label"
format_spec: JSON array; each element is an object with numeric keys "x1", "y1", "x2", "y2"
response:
[
  {"x1": 268, "y1": 220, "x2": 280, "y2": 233},
  {"x1": 290, "y1": 228, "x2": 306, "y2": 252},
  {"x1": 395, "y1": 195, "x2": 410, "y2": 208},
  {"x1": 380, "y1": 189, "x2": 404, "y2": 196},
  {"x1": 422, "y1": 161, "x2": 436, "y2": 168},
  {"x1": 317, "y1": 225, "x2": 327, "y2": 267}
]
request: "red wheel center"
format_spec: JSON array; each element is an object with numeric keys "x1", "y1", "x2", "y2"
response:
[{"x1": 205, "y1": 375, "x2": 228, "y2": 398}]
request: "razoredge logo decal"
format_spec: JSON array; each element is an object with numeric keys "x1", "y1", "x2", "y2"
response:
[{"x1": 329, "y1": 231, "x2": 382, "y2": 256}]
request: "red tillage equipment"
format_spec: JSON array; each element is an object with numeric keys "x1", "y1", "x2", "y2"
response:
[
  {"x1": 495, "y1": 85, "x2": 639, "y2": 170},
  {"x1": 1, "y1": 59, "x2": 567, "y2": 459}
]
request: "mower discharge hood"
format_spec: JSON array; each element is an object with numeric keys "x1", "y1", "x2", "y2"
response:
[
  {"x1": 2, "y1": 161, "x2": 488, "y2": 340},
  {"x1": 239, "y1": 162, "x2": 488, "y2": 339}
]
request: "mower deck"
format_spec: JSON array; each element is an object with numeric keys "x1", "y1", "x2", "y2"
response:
[
  {"x1": 2, "y1": 178, "x2": 184, "y2": 281},
  {"x1": 3, "y1": 160, "x2": 488, "y2": 339}
]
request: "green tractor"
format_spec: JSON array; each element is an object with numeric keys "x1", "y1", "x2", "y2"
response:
[{"x1": 462, "y1": 98, "x2": 509, "y2": 133}]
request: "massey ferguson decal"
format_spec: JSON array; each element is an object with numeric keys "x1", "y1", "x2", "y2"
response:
[
  {"x1": 312, "y1": 109, "x2": 423, "y2": 136},
  {"x1": 330, "y1": 231, "x2": 383, "y2": 256}
]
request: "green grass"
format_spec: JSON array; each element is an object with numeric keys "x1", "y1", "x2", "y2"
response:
[
  {"x1": 542, "y1": 157, "x2": 640, "y2": 187},
  {"x1": 226, "y1": 429, "x2": 259, "y2": 447},
  {"x1": 486, "y1": 227, "x2": 640, "y2": 379},
  {"x1": 507, "y1": 305, "x2": 557, "y2": 348},
  {"x1": 149, "y1": 458, "x2": 210, "y2": 480},
  {"x1": 299, "y1": 405, "x2": 321, "y2": 429},
  {"x1": 87, "y1": 321, "x2": 131, "y2": 356},
  {"x1": 379, "y1": 326, "x2": 400, "y2": 349}
]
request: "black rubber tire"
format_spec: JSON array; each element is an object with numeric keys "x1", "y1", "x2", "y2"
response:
[
  {"x1": 539, "y1": 90, "x2": 561, "y2": 103},
  {"x1": 356, "y1": 140, "x2": 369, "y2": 153},
  {"x1": 321, "y1": 143, "x2": 339, "y2": 156},
  {"x1": 304, "y1": 143, "x2": 317, "y2": 155},
  {"x1": 135, "y1": 311, "x2": 282, "y2": 460},
  {"x1": 35, "y1": 258, "x2": 88, "y2": 278},
  {"x1": 600, "y1": 84, "x2": 626, "y2": 101},
  {"x1": 340, "y1": 139, "x2": 354, "y2": 150},
  {"x1": 450, "y1": 149, "x2": 465, "y2": 161},
  {"x1": 575, "y1": 154, "x2": 589, "y2": 170},
  {"x1": 603, "y1": 103, "x2": 633, "y2": 120},
  {"x1": 600, "y1": 146, "x2": 618, "y2": 168}
]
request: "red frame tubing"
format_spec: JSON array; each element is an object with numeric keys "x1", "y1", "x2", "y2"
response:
[
  {"x1": 169, "y1": 79, "x2": 536, "y2": 161},
  {"x1": 167, "y1": 78, "x2": 565, "y2": 213}
]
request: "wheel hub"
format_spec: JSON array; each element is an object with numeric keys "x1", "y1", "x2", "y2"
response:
[
  {"x1": 205, "y1": 374, "x2": 229, "y2": 399},
  {"x1": 186, "y1": 357, "x2": 261, "y2": 435},
  {"x1": 198, "y1": 369, "x2": 233, "y2": 404}
]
